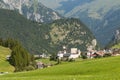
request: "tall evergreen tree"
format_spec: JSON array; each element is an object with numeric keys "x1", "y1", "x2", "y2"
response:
[{"x1": 0, "y1": 38, "x2": 35, "y2": 72}]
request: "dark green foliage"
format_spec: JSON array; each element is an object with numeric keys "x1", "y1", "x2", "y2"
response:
[
  {"x1": 24, "y1": 65, "x2": 35, "y2": 71},
  {"x1": 0, "y1": 9, "x2": 51, "y2": 54},
  {"x1": 0, "y1": 38, "x2": 3, "y2": 45},
  {"x1": 0, "y1": 38, "x2": 36, "y2": 72},
  {"x1": 10, "y1": 45, "x2": 30, "y2": 71},
  {"x1": 50, "y1": 53, "x2": 57, "y2": 61},
  {"x1": 103, "y1": 53, "x2": 112, "y2": 57},
  {"x1": 93, "y1": 53, "x2": 101, "y2": 58},
  {"x1": 81, "y1": 52, "x2": 87, "y2": 59}
]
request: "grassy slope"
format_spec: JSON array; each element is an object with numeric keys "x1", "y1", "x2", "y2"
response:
[
  {"x1": 1, "y1": 56, "x2": 120, "y2": 80},
  {"x1": 0, "y1": 46, "x2": 14, "y2": 72},
  {"x1": 112, "y1": 43, "x2": 120, "y2": 48},
  {"x1": 36, "y1": 58, "x2": 56, "y2": 64}
]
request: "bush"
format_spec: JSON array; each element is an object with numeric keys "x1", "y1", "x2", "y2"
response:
[
  {"x1": 24, "y1": 66, "x2": 35, "y2": 71},
  {"x1": 50, "y1": 54, "x2": 57, "y2": 61},
  {"x1": 103, "y1": 53, "x2": 112, "y2": 57},
  {"x1": 81, "y1": 53, "x2": 87, "y2": 59},
  {"x1": 93, "y1": 53, "x2": 101, "y2": 58}
]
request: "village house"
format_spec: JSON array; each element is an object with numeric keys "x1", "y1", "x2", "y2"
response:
[
  {"x1": 86, "y1": 48, "x2": 114, "y2": 59},
  {"x1": 112, "y1": 48, "x2": 120, "y2": 56},
  {"x1": 36, "y1": 62, "x2": 44, "y2": 69},
  {"x1": 57, "y1": 46, "x2": 81, "y2": 59}
]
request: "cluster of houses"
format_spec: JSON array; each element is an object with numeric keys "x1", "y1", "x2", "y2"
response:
[
  {"x1": 16, "y1": 45, "x2": 120, "y2": 69},
  {"x1": 57, "y1": 45, "x2": 120, "y2": 60},
  {"x1": 86, "y1": 49, "x2": 112, "y2": 59}
]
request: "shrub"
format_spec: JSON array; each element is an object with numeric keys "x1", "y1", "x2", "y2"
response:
[
  {"x1": 103, "y1": 53, "x2": 112, "y2": 57},
  {"x1": 24, "y1": 66, "x2": 35, "y2": 71},
  {"x1": 81, "y1": 53, "x2": 87, "y2": 59}
]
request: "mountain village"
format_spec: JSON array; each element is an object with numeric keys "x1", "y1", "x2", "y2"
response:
[
  {"x1": 36, "y1": 29, "x2": 120, "y2": 68},
  {"x1": 35, "y1": 44, "x2": 120, "y2": 69}
]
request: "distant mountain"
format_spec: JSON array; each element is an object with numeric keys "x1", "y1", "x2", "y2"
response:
[
  {"x1": 114, "y1": 30, "x2": 120, "y2": 44},
  {"x1": 39, "y1": 0, "x2": 120, "y2": 46},
  {"x1": 0, "y1": 0, "x2": 61, "y2": 23},
  {"x1": 106, "y1": 29, "x2": 120, "y2": 48},
  {"x1": 0, "y1": 9, "x2": 97, "y2": 54}
]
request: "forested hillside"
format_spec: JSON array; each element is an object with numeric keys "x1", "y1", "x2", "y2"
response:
[
  {"x1": 0, "y1": 9, "x2": 97, "y2": 54},
  {"x1": 0, "y1": 9, "x2": 48, "y2": 54}
]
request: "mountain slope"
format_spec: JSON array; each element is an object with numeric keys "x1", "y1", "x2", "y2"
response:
[
  {"x1": 0, "y1": 9, "x2": 50, "y2": 54},
  {"x1": 49, "y1": 18, "x2": 97, "y2": 51},
  {"x1": 40, "y1": 0, "x2": 120, "y2": 46},
  {"x1": 0, "y1": 9, "x2": 97, "y2": 54},
  {"x1": 106, "y1": 29, "x2": 120, "y2": 48},
  {"x1": 1, "y1": 56, "x2": 120, "y2": 80},
  {"x1": 0, "y1": 46, "x2": 14, "y2": 72},
  {"x1": 0, "y1": 0, "x2": 61, "y2": 23}
]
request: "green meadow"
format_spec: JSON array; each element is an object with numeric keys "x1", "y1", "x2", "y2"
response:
[
  {"x1": 112, "y1": 43, "x2": 120, "y2": 48},
  {"x1": 0, "y1": 46, "x2": 14, "y2": 72},
  {"x1": 36, "y1": 58, "x2": 56, "y2": 64},
  {"x1": 1, "y1": 56, "x2": 120, "y2": 80}
]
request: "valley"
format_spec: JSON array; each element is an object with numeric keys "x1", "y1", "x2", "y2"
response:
[
  {"x1": 0, "y1": 0, "x2": 120, "y2": 80},
  {"x1": 0, "y1": 9, "x2": 96, "y2": 54},
  {"x1": 40, "y1": 0, "x2": 120, "y2": 46}
]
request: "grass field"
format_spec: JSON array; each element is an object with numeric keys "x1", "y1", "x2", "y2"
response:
[
  {"x1": 36, "y1": 58, "x2": 57, "y2": 64},
  {"x1": 1, "y1": 56, "x2": 120, "y2": 80},
  {"x1": 0, "y1": 46, "x2": 14, "y2": 72},
  {"x1": 112, "y1": 43, "x2": 120, "y2": 48}
]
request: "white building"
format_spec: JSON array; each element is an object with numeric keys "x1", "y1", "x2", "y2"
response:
[
  {"x1": 57, "y1": 47, "x2": 81, "y2": 59},
  {"x1": 57, "y1": 51, "x2": 64, "y2": 59}
]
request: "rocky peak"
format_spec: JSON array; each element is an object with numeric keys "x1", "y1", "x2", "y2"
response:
[
  {"x1": 0, "y1": 0, "x2": 61, "y2": 23},
  {"x1": 115, "y1": 30, "x2": 120, "y2": 41}
]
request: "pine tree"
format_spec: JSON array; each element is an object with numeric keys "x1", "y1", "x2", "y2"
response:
[{"x1": 1, "y1": 38, "x2": 35, "y2": 72}]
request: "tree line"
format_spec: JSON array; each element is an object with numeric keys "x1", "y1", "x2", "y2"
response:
[{"x1": 0, "y1": 38, "x2": 36, "y2": 72}]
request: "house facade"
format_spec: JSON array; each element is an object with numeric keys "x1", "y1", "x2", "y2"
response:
[{"x1": 57, "y1": 46, "x2": 81, "y2": 59}]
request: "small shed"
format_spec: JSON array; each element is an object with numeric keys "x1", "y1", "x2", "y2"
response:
[{"x1": 36, "y1": 62, "x2": 44, "y2": 69}]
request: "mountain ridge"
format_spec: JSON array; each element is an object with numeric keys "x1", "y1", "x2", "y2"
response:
[
  {"x1": 0, "y1": 9, "x2": 97, "y2": 54},
  {"x1": 0, "y1": 0, "x2": 62, "y2": 23},
  {"x1": 39, "y1": 0, "x2": 120, "y2": 46}
]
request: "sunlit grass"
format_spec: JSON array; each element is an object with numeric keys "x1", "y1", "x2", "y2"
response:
[
  {"x1": 36, "y1": 58, "x2": 56, "y2": 64},
  {"x1": 0, "y1": 46, "x2": 14, "y2": 72},
  {"x1": 1, "y1": 56, "x2": 120, "y2": 80},
  {"x1": 112, "y1": 43, "x2": 120, "y2": 48}
]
